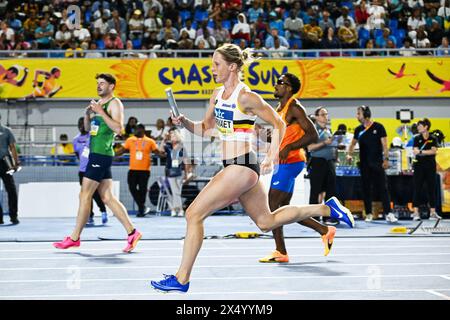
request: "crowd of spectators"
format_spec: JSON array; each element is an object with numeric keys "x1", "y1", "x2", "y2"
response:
[{"x1": 0, "y1": 0, "x2": 449, "y2": 57}]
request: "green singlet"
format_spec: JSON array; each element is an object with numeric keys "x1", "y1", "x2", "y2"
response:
[{"x1": 89, "y1": 97, "x2": 116, "y2": 156}]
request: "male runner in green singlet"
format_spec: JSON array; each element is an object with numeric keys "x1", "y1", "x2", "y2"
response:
[{"x1": 53, "y1": 74, "x2": 142, "y2": 252}]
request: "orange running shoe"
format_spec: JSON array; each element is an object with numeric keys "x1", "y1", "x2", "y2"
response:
[
  {"x1": 321, "y1": 226, "x2": 336, "y2": 256},
  {"x1": 258, "y1": 250, "x2": 289, "y2": 263}
]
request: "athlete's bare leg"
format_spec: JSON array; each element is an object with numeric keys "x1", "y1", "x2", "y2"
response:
[
  {"x1": 269, "y1": 188, "x2": 328, "y2": 255},
  {"x1": 71, "y1": 177, "x2": 100, "y2": 241},
  {"x1": 97, "y1": 178, "x2": 134, "y2": 234},
  {"x1": 239, "y1": 180, "x2": 331, "y2": 234},
  {"x1": 175, "y1": 165, "x2": 259, "y2": 284}
]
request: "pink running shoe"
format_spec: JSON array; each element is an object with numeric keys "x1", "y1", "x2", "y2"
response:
[
  {"x1": 123, "y1": 230, "x2": 142, "y2": 253},
  {"x1": 53, "y1": 236, "x2": 80, "y2": 249}
]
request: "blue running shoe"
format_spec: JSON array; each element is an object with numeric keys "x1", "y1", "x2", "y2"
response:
[
  {"x1": 151, "y1": 274, "x2": 189, "y2": 293},
  {"x1": 86, "y1": 216, "x2": 94, "y2": 226},
  {"x1": 101, "y1": 212, "x2": 108, "y2": 224},
  {"x1": 325, "y1": 197, "x2": 355, "y2": 228}
]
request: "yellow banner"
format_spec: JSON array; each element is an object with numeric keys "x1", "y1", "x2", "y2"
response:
[{"x1": 1, "y1": 57, "x2": 449, "y2": 99}]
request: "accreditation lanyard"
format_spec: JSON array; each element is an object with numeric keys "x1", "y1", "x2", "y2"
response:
[
  {"x1": 419, "y1": 140, "x2": 430, "y2": 151},
  {"x1": 171, "y1": 147, "x2": 182, "y2": 168},
  {"x1": 358, "y1": 122, "x2": 373, "y2": 140},
  {"x1": 318, "y1": 128, "x2": 328, "y2": 139},
  {"x1": 135, "y1": 139, "x2": 146, "y2": 161}
]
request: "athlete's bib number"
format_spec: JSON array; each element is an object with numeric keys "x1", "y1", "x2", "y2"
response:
[
  {"x1": 90, "y1": 124, "x2": 99, "y2": 136},
  {"x1": 135, "y1": 151, "x2": 143, "y2": 161},
  {"x1": 172, "y1": 159, "x2": 179, "y2": 167}
]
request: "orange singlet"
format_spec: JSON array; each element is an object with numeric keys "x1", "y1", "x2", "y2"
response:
[{"x1": 277, "y1": 96, "x2": 306, "y2": 164}]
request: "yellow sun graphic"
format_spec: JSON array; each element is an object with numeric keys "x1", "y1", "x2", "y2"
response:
[
  {"x1": 110, "y1": 59, "x2": 150, "y2": 98},
  {"x1": 295, "y1": 60, "x2": 335, "y2": 98}
]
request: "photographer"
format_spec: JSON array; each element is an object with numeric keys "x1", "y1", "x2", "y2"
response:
[{"x1": 0, "y1": 115, "x2": 20, "y2": 225}]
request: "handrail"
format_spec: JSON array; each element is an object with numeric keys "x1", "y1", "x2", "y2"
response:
[{"x1": 0, "y1": 48, "x2": 446, "y2": 59}]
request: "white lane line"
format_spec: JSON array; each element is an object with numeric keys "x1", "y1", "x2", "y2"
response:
[
  {"x1": 0, "y1": 237, "x2": 449, "y2": 247},
  {"x1": 2, "y1": 252, "x2": 450, "y2": 261},
  {"x1": 426, "y1": 290, "x2": 450, "y2": 300},
  {"x1": 1, "y1": 244, "x2": 450, "y2": 253},
  {"x1": 1, "y1": 262, "x2": 450, "y2": 272},
  {"x1": 0, "y1": 274, "x2": 446, "y2": 283},
  {"x1": 0, "y1": 288, "x2": 449, "y2": 299},
  {"x1": 440, "y1": 275, "x2": 450, "y2": 281}
]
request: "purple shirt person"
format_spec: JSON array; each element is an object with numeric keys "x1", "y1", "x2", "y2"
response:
[{"x1": 73, "y1": 132, "x2": 90, "y2": 173}]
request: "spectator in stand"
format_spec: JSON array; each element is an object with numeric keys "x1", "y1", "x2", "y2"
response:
[
  {"x1": 5, "y1": 12, "x2": 21, "y2": 34},
  {"x1": 209, "y1": 1, "x2": 222, "y2": 22},
  {"x1": 123, "y1": 40, "x2": 148, "y2": 58},
  {"x1": 265, "y1": 28, "x2": 289, "y2": 49},
  {"x1": 336, "y1": 6, "x2": 356, "y2": 29},
  {"x1": 162, "y1": 1, "x2": 179, "y2": 28},
  {"x1": 319, "y1": 10, "x2": 335, "y2": 33},
  {"x1": 268, "y1": 10, "x2": 285, "y2": 36},
  {"x1": 302, "y1": 7, "x2": 318, "y2": 25},
  {"x1": 124, "y1": 116, "x2": 139, "y2": 139},
  {"x1": 388, "y1": 0, "x2": 406, "y2": 19},
  {"x1": 320, "y1": 27, "x2": 341, "y2": 56},
  {"x1": 55, "y1": 22, "x2": 72, "y2": 49},
  {"x1": 73, "y1": 21, "x2": 91, "y2": 43},
  {"x1": 386, "y1": 38, "x2": 398, "y2": 54},
  {"x1": 224, "y1": 0, "x2": 242, "y2": 20},
  {"x1": 428, "y1": 19, "x2": 445, "y2": 46},
  {"x1": 178, "y1": 30, "x2": 194, "y2": 53},
  {"x1": 129, "y1": 9, "x2": 145, "y2": 41},
  {"x1": 231, "y1": 13, "x2": 250, "y2": 42},
  {"x1": 23, "y1": 9, "x2": 40, "y2": 41},
  {"x1": 436, "y1": 36, "x2": 450, "y2": 54},
  {"x1": 254, "y1": 14, "x2": 269, "y2": 42},
  {"x1": 365, "y1": 39, "x2": 380, "y2": 56},
  {"x1": 109, "y1": 9, "x2": 127, "y2": 44},
  {"x1": 144, "y1": 0, "x2": 164, "y2": 16},
  {"x1": 51, "y1": 133, "x2": 75, "y2": 156},
  {"x1": 367, "y1": 0, "x2": 387, "y2": 31},
  {"x1": 426, "y1": 7, "x2": 444, "y2": 27},
  {"x1": 408, "y1": 0, "x2": 425, "y2": 9},
  {"x1": 35, "y1": 18, "x2": 54, "y2": 49},
  {"x1": 376, "y1": 27, "x2": 397, "y2": 48},
  {"x1": 195, "y1": 25, "x2": 216, "y2": 49},
  {"x1": 85, "y1": 42, "x2": 103, "y2": 58},
  {"x1": 285, "y1": 9, "x2": 304, "y2": 42},
  {"x1": 408, "y1": 7, "x2": 427, "y2": 39},
  {"x1": 355, "y1": 1, "x2": 371, "y2": 27},
  {"x1": 269, "y1": 36, "x2": 288, "y2": 58},
  {"x1": 12, "y1": 34, "x2": 31, "y2": 56},
  {"x1": 338, "y1": 19, "x2": 358, "y2": 49},
  {"x1": 104, "y1": 29, "x2": 124, "y2": 51},
  {"x1": 415, "y1": 26, "x2": 432, "y2": 53},
  {"x1": 399, "y1": 37, "x2": 417, "y2": 55},
  {"x1": 180, "y1": 19, "x2": 196, "y2": 40},
  {"x1": 158, "y1": 18, "x2": 179, "y2": 42},
  {"x1": 247, "y1": 1, "x2": 264, "y2": 24},
  {"x1": 213, "y1": 20, "x2": 231, "y2": 46},
  {"x1": 152, "y1": 118, "x2": 168, "y2": 142},
  {"x1": 0, "y1": 21, "x2": 15, "y2": 49},
  {"x1": 253, "y1": 37, "x2": 268, "y2": 57},
  {"x1": 93, "y1": 9, "x2": 110, "y2": 39},
  {"x1": 177, "y1": 0, "x2": 194, "y2": 12},
  {"x1": 303, "y1": 19, "x2": 323, "y2": 49}
]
